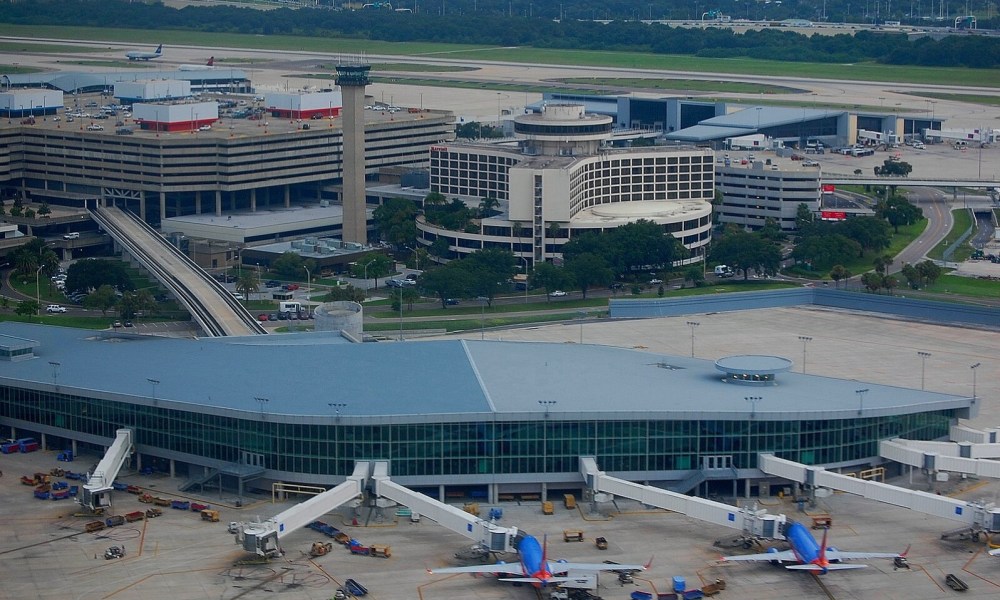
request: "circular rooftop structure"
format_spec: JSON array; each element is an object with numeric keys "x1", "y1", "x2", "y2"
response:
[{"x1": 715, "y1": 355, "x2": 794, "y2": 386}]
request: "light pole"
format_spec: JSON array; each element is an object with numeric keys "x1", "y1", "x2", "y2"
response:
[
  {"x1": 254, "y1": 396, "x2": 269, "y2": 418},
  {"x1": 520, "y1": 256, "x2": 529, "y2": 304},
  {"x1": 328, "y1": 402, "x2": 346, "y2": 422},
  {"x1": 538, "y1": 400, "x2": 556, "y2": 418},
  {"x1": 35, "y1": 264, "x2": 44, "y2": 316},
  {"x1": 477, "y1": 296, "x2": 488, "y2": 340},
  {"x1": 686, "y1": 321, "x2": 700, "y2": 357},
  {"x1": 49, "y1": 361, "x2": 61, "y2": 390},
  {"x1": 971, "y1": 363, "x2": 981, "y2": 400},
  {"x1": 147, "y1": 378, "x2": 160, "y2": 401},
  {"x1": 856, "y1": 388, "x2": 869, "y2": 415},
  {"x1": 917, "y1": 351, "x2": 931, "y2": 390},
  {"x1": 745, "y1": 396, "x2": 762, "y2": 419},
  {"x1": 798, "y1": 336, "x2": 812, "y2": 374}
]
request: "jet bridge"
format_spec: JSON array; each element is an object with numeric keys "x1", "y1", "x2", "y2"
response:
[
  {"x1": 238, "y1": 461, "x2": 369, "y2": 558},
  {"x1": 371, "y1": 461, "x2": 519, "y2": 554},
  {"x1": 80, "y1": 428, "x2": 133, "y2": 512},
  {"x1": 579, "y1": 457, "x2": 787, "y2": 542},
  {"x1": 758, "y1": 453, "x2": 1000, "y2": 537}
]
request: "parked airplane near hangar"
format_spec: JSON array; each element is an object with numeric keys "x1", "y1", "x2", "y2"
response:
[
  {"x1": 429, "y1": 534, "x2": 650, "y2": 587},
  {"x1": 126, "y1": 44, "x2": 162, "y2": 61},
  {"x1": 721, "y1": 521, "x2": 907, "y2": 574}
]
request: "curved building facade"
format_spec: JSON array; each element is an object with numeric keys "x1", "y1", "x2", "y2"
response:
[
  {"x1": 0, "y1": 323, "x2": 971, "y2": 498},
  {"x1": 421, "y1": 104, "x2": 714, "y2": 266}
]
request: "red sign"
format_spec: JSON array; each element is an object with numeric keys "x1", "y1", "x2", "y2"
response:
[
  {"x1": 822, "y1": 184, "x2": 836, "y2": 194},
  {"x1": 821, "y1": 211, "x2": 847, "y2": 221}
]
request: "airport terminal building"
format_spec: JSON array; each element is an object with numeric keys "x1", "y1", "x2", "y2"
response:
[{"x1": 0, "y1": 323, "x2": 972, "y2": 501}]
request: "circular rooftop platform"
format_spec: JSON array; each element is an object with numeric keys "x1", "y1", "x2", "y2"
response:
[{"x1": 715, "y1": 355, "x2": 793, "y2": 386}]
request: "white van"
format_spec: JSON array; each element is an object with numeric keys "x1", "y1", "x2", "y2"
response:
[{"x1": 279, "y1": 301, "x2": 302, "y2": 314}]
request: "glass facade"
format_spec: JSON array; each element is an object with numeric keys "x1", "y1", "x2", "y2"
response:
[{"x1": 1, "y1": 385, "x2": 956, "y2": 482}]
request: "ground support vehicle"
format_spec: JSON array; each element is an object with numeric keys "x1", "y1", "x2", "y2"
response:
[
  {"x1": 201, "y1": 509, "x2": 220, "y2": 522},
  {"x1": 344, "y1": 579, "x2": 368, "y2": 596},
  {"x1": 348, "y1": 541, "x2": 371, "y2": 556},
  {"x1": 946, "y1": 573, "x2": 969, "y2": 591},
  {"x1": 105, "y1": 515, "x2": 126, "y2": 527},
  {"x1": 595, "y1": 536, "x2": 608, "y2": 550},
  {"x1": 310, "y1": 542, "x2": 333, "y2": 557},
  {"x1": 564, "y1": 529, "x2": 584, "y2": 542},
  {"x1": 700, "y1": 579, "x2": 726, "y2": 596}
]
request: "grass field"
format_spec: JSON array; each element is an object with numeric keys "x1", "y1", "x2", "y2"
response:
[
  {"x1": 927, "y1": 209, "x2": 974, "y2": 261},
  {"x1": 4, "y1": 24, "x2": 999, "y2": 88},
  {"x1": 554, "y1": 77, "x2": 801, "y2": 94}
]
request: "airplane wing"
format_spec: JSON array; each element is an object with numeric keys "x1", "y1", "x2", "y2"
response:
[
  {"x1": 547, "y1": 561, "x2": 648, "y2": 573},
  {"x1": 721, "y1": 550, "x2": 798, "y2": 563},
  {"x1": 429, "y1": 563, "x2": 524, "y2": 575},
  {"x1": 826, "y1": 550, "x2": 901, "y2": 561}
]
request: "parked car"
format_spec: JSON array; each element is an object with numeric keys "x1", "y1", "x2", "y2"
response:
[
  {"x1": 46, "y1": 304, "x2": 67, "y2": 313},
  {"x1": 550, "y1": 290, "x2": 568, "y2": 297}
]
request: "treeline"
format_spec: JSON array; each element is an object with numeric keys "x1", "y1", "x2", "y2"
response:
[{"x1": 3, "y1": 1, "x2": 998, "y2": 69}]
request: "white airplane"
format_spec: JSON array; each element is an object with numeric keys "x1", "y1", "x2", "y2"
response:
[
  {"x1": 179, "y1": 57, "x2": 215, "y2": 71},
  {"x1": 429, "y1": 534, "x2": 650, "y2": 588},
  {"x1": 721, "y1": 521, "x2": 907, "y2": 574},
  {"x1": 126, "y1": 44, "x2": 162, "y2": 61}
]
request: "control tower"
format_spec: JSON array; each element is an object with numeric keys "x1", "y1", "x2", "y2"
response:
[{"x1": 334, "y1": 61, "x2": 372, "y2": 245}]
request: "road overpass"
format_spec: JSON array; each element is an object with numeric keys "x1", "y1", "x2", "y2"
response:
[
  {"x1": 91, "y1": 206, "x2": 266, "y2": 337},
  {"x1": 822, "y1": 174, "x2": 1000, "y2": 189}
]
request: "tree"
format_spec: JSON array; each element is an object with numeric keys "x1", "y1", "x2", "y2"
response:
[
  {"x1": 829, "y1": 265, "x2": 851, "y2": 288},
  {"x1": 271, "y1": 251, "x2": 304, "y2": 279},
  {"x1": 791, "y1": 235, "x2": 861, "y2": 271},
  {"x1": 478, "y1": 196, "x2": 500, "y2": 218},
  {"x1": 564, "y1": 252, "x2": 613, "y2": 299},
  {"x1": 877, "y1": 195, "x2": 923, "y2": 233},
  {"x1": 840, "y1": 216, "x2": 891, "y2": 257},
  {"x1": 873, "y1": 254, "x2": 894, "y2": 276},
  {"x1": 84, "y1": 284, "x2": 119, "y2": 316},
  {"x1": 118, "y1": 290, "x2": 155, "y2": 320},
  {"x1": 684, "y1": 266, "x2": 705, "y2": 288},
  {"x1": 860, "y1": 272, "x2": 882, "y2": 293},
  {"x1": 460, "y1": 248, "x2": 516, "y2": 307},
  {"x1": 419, "y1": 263, "x2": 474, "y2": 308},
  {"x1": 15, "y1": 299, "x2": 38, "y2": 318},
  {"x1": 373, "y1": 198, "x2": 418, "y2": 248},
  {"x1": 710, "y1": 230, "x2": 781, "y2": 280},
  {"x1": 916, "y1": 260, "x2": 942, "y2": 286},
  {"x1": 350, "y1": 253, "x2": 392, "y2": 289},
  {"x1": 530, "y1": 262, "x2": 571, "y2": 300},
  {"x1": 236, "y1": 269, "x2": 261, "y2": 301},
  {"x1": 65, "y1": 259, "x2": 132, "y2": 296}
]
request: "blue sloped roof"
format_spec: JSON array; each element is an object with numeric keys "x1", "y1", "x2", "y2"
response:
[{"x1": 0, "y1": 323, "x2": 969, "y2": 421}]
